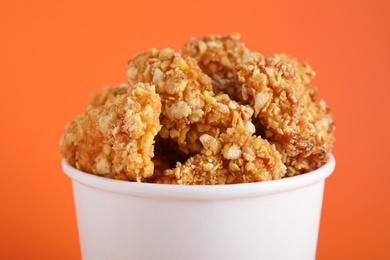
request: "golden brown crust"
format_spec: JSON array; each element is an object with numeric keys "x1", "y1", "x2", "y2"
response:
[
  {"x1": 156, "y1": 126, "x2": 286, "y2": 185},
  {"x1": 236, "y1": 53, "x2": 334, "y2": 176},
  {"x1": 181, "y1": 34, "x2": 249, "y2": 102},
  {"x1": 60, "y1": 36, "x2": 335, "y2": 184},
  {"x1": 60, "y1": 83, "x2": 162, "y2": 181},
  {"x1": 127, "y1": 48, "x2": 211, "y2": 139},
  {"x1": 175, "y1": 93, "x2": 255, "y2": 154},
  {"x1": 127, "y1": 48, "x2": 254, "y2": 154},
  {"x1": 89, "y1": 83, "x2": 129, "y2": 107}
]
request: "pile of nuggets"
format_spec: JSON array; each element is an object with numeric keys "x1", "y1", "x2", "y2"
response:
[{"x1": 60, "y1": 34, "x2": 335, "y2": 185}]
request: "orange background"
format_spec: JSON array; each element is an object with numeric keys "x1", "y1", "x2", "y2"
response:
[{"x1": 1, "y1": 0, "x2": 389, "y2": 259}]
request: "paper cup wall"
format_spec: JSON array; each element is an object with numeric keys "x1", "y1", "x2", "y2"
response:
[{"x1": 62, "y1": 155, "x2": 335, "y2": 260}]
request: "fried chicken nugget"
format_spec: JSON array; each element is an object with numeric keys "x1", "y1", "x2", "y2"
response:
[
  {"x1": 181, "y1": 34, "x2": 249, "y2": 102},
  {"x1": 168, "y1": 93, "x2": 255, "y2": 153},
  {"x1": 127, "y1": 48, "x2": 254, "y2": 154},
  {"x1": 157, "y1": 126, "x2": 286, "y2": 185},
  {"x1": 60, "y1": 83, "x2": 162, "y2": 181},
  {"x1": 236, "y1": 53, "x2": 335, "y2": 176},
  {"x1": 89, "y1": 83, "x2": 172, "y2": 182}
]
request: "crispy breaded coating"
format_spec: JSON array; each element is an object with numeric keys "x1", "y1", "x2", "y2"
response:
[
  {"x1": 236, "y1": 53, "x2": 334, "y2": 176},
  {"x1": 127, "y1": 48, "x2": 211, "y2": 133},
  {"x1": 127, "y1": 48, "x2": 254, "y2": 154},
  {"x1": 127, "y1": 48, "x2": 212, "y2": 125},
  {"x1": 89, "y1": 83, "x2": 129, "y2": 107},
  {"x1": 157, "y1": 126, "x2": 286, "y2": 185},
  {"x1": 181, "y1": 34, "x2": 249, "y2": 102},
  {"x1": 60, "y1": 35, "x2": 336, "y2": 185},
  {"x1": 60, "y1": 83, "x2": 162, "y2": 181},
  {"x1": 160, "y1": 93, "x2": 255, "y2": 153}
]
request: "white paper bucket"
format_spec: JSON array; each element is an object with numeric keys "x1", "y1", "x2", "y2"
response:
[{"x1": 62, "y1": 155, "x2": 335, "y2": 260}]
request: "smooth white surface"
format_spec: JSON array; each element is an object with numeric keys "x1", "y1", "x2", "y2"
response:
[{"x1": 63, "y1": 155, "x2": 335, "y2": 260}]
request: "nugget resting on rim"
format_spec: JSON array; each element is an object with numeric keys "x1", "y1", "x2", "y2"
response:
[
  {"x1": 236, "y1": 53, "x2": 334, "y2": 176},
  {"x1": 157, "y1": 126, "x2": 286, "y2": 185},
  {"x1": 127, "y1": 48, "x2": 255, "y2": 154},
  {"x1": 87, "y1": 83, "x2": 181, "y2": 182},
  {"x1": 181, "y1": 34, "x2": 249, "y2": 102},
  {"x1": 60, "y1": 83, "x2": 162, "y2": 181}
]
